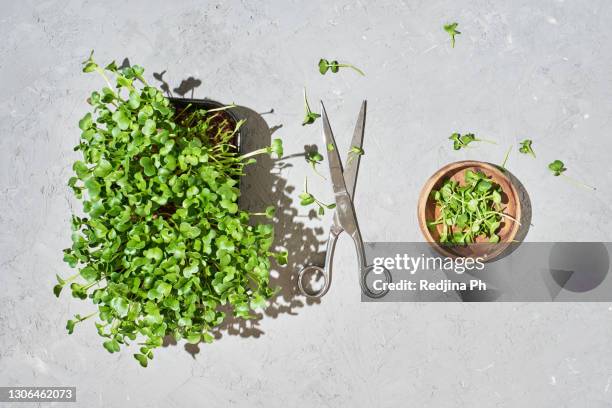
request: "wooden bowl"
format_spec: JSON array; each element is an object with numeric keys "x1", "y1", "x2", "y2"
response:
[{"x1": 417, "y1": 161, "x2": 522, "y2": 261}]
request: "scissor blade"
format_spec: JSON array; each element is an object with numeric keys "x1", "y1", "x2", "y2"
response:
[
  {"x1": 321, "y1": 101, "x2": 361, "y2": 236},
  {"x1": 343, "y1": 100, "x2": 366, "y2": 199},
  {"x1": 321, "y1": 102, "x2": 349, "y2": 197}
]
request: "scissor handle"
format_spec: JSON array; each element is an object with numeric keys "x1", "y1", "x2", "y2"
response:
[
  {"x1": 296, "y1": 228, "x2": 392, "y2": 298},
  {"x1": 297, "y1": 230, "x2": 339, "y2": 298},
  {"x1": 350, "y1": 224, "x2": 392, "y2": 299}
]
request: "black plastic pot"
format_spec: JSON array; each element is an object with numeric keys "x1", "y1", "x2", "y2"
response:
[{"x1": 167, "y1": 97, "x2": 242, "y2": 153}]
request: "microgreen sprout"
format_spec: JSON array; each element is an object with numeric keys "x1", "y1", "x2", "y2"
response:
[
  {"x1": 318, "y1": 58, "x2": 365, "y2": 76},
  {"x1": 449, "y1": 132, "x2": 496, "y2": 150},
  {"x1": 302, "y1": 88, "x2": 320, "y2": 126},
  {"x1": 241, "y1": 138, "x2": 284, "y2": 160},
  {"x1": 548, "y1": 160, "x2": 596, "y2": 191},
  {"x1": 347, "y1": 145, "x2": 365, "y2": 165},
  {"x1": 444, "y1": 22, "x2": 461, "y2": 48},
  {"x1": 251, "y1": 206, "x2": 277, "y2": 219},
  {"x1": 428, "y1": 170, "x2": 518, "y2": 244},
  {"x1": 306, "y1": 151, "x2": 325, "y2": 178},
  {"x1": 518, "y1": 139, "x2": 536, "y2": 158},
  {"x1": 548, "y1": 160, "x2": 565, "y2": 176},
  {"x1": 327, "y1": 143, "x2": 335, "y2": 152},
  {"x1": 299, "y1": 178, "x2": 336, "y2": 216}
]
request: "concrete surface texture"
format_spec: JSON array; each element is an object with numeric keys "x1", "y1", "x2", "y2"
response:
[{"x1": 1, "y1": 0, "x2": 612, "y2": 407}]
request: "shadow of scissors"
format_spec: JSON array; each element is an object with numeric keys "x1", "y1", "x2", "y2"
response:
[{"x1": 297, "y1": 100, "x2": 392, "y2": 299}]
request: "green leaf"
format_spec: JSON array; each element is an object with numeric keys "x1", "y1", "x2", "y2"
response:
[
  {"x1": 53, "y1": 284, "x2": 63, "y2": 298},
  {"x1": 94, "y1": 159, "x2": 112, "y2": 178},
  {"x1": 492, "y1": 190, "x2": 502, "y2": 204},
  {"x1": 134, "y1": 353, "x2": 148, "y2": 367},
  {"x1": 80, "y1": 266, "x2": 98, "y2": 283},
  {"x1": 268, "y1": 139, "x2": 283, "y2": 159},
  {"x1": 82, "y1": 51, "x2": 98, "y2": 73},
  {"x1": 265, "y1": 206, "x2": 276, "y2": 219},
  {"x1": 274, "y1": 251, "x2": 288, "y2": 265},
  {"x1": 303, "y1": 111, "x2": 320, "y2": 126},
  {"x1": 163, "y1": 297, "x2": 180, "y2": 311},
  {"x1": 142, "y1": 119, "x2": 156, "y2": 136},
  {"x1": 79, "y1": 113, "x2": 93, "y2": 130},
  {"x1": 144, "y1": 247, "x2": 163, "y2": 262},
  {"x1": 73, "y1": 161, "x2": 90, "y2": 179},
  {"x1": 66, "y1": 319, "x2": 75, "y2": 334},
  {"x1": 186, "y1": 333, "x2": 201, "y2": 344},
  {"x1": 128, "y1": 91, "x2": 141, "y2": 109},
  {"x1": 112, "y1": 110, "x2": 130, "y2": 130},
  {"x1": 104, "y1": 61, "x2": 118, "y2": 72},
  {"x1": 299, "y1": 192, "x2": 315, "y2": 206},
  {"x1": 476, "y1": 180, "x2": 492, "y2": 192},
  {"x1": 182, "y1": 262, "x2": 199, "y2": 278},
  {"x1": 156, "y1": 281, "x2": 172, "y2": 297},
  {"x1": 103, "y1": 340, "x2": 120, "y2": 353},
  {"x1": 179, "y1": 222, "x2": 201, "y2": 239},
  {"x1": 132, "y1": 65, "x2": 145, "y2": 77},
  {"x1": 84, "y1": 178, "x2": 101, "y2": 199},
  {"x1": 110, "y1": 297, "x2": 129, "y2": 317},
  {"x1": 548, "y1": 160, "x2": 566, "y2": 176},
  {"x1": 519, "y1": 139, "x2": 536, "y2": 158},
  {"x1": 250, "y1": 293, "x2": 267, "y2": 309},
  {"x1": 318, "y1": 58, "x2": 329, "y2": 74},
  {"x1": 139, "y1": 157, "x2": 156, "y2": 177}
]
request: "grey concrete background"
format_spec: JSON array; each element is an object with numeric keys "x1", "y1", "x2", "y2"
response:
[{"x1": 1, "y1": 0, "x2": 612, "y2": 406}]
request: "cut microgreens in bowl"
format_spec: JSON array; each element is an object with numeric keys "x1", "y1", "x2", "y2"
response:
[
  {"x1": 302, "y1": 88, "x2": 320, "y2": 126},
  {"x1": 318, "y1": 58, "x2": 365, "y2": 76},
  {"x1": 427, "y1": 170, "x2": 518, "y2": 244},
  {"x1": 449, "y1": 132, "x2": 496, "y2": 150},
  {"x1": 444, "y1": 22, "x2": 461, "y2": 48},
  {"x1": 299, "y1": 177, "x2": 336, "y2": 216},
  {"x1": 59, "y1": 52, "x2": 287, "y2": 367},
  {"x1": 548, "y1": 160, "x2": 596, "y2": 191}
]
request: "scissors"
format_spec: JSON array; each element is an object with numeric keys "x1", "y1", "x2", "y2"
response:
[{"x1": 297, "y1": 100, "x2": 392, "y2": 299}]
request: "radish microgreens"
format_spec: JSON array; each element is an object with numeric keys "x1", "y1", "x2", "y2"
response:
[
  {"x1": 444, "y1": 22, "x2": 461, "y2": 48},
  {"x1": 58, "y1": 52, "x2": 288, "y2": 367},
  {"x1": 428, "y1": 170, "x2": 518, "y2": 244},
  {"x1": 548, "y1": 160, "x2": 596, "y2": 191},
  {"x1": 318, "y1": 58, "x2": 365, "y2": 76},
  {"x1": 519, "y1": 139, "x2": 536, "y2": 158},
  {"x1": 449, "y1": 132, "x2": 496, "y2": 150},
  {"x1": 302, "y1": 88, "x2": 320, "y2": 126},
  {"x1": 299, "y1": 178, "x2": 336, "y2": 215}
]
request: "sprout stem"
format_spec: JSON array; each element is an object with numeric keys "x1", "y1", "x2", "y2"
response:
[
  {"x1": 561, "y1": 174, "x2": 596, "y2": 191},
  {"x1": 500, "y1": 146, "x2": 511, "y2": 170},
  {"x1": 337, "y1": 64, "x2": 365, "y2": 76}
]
